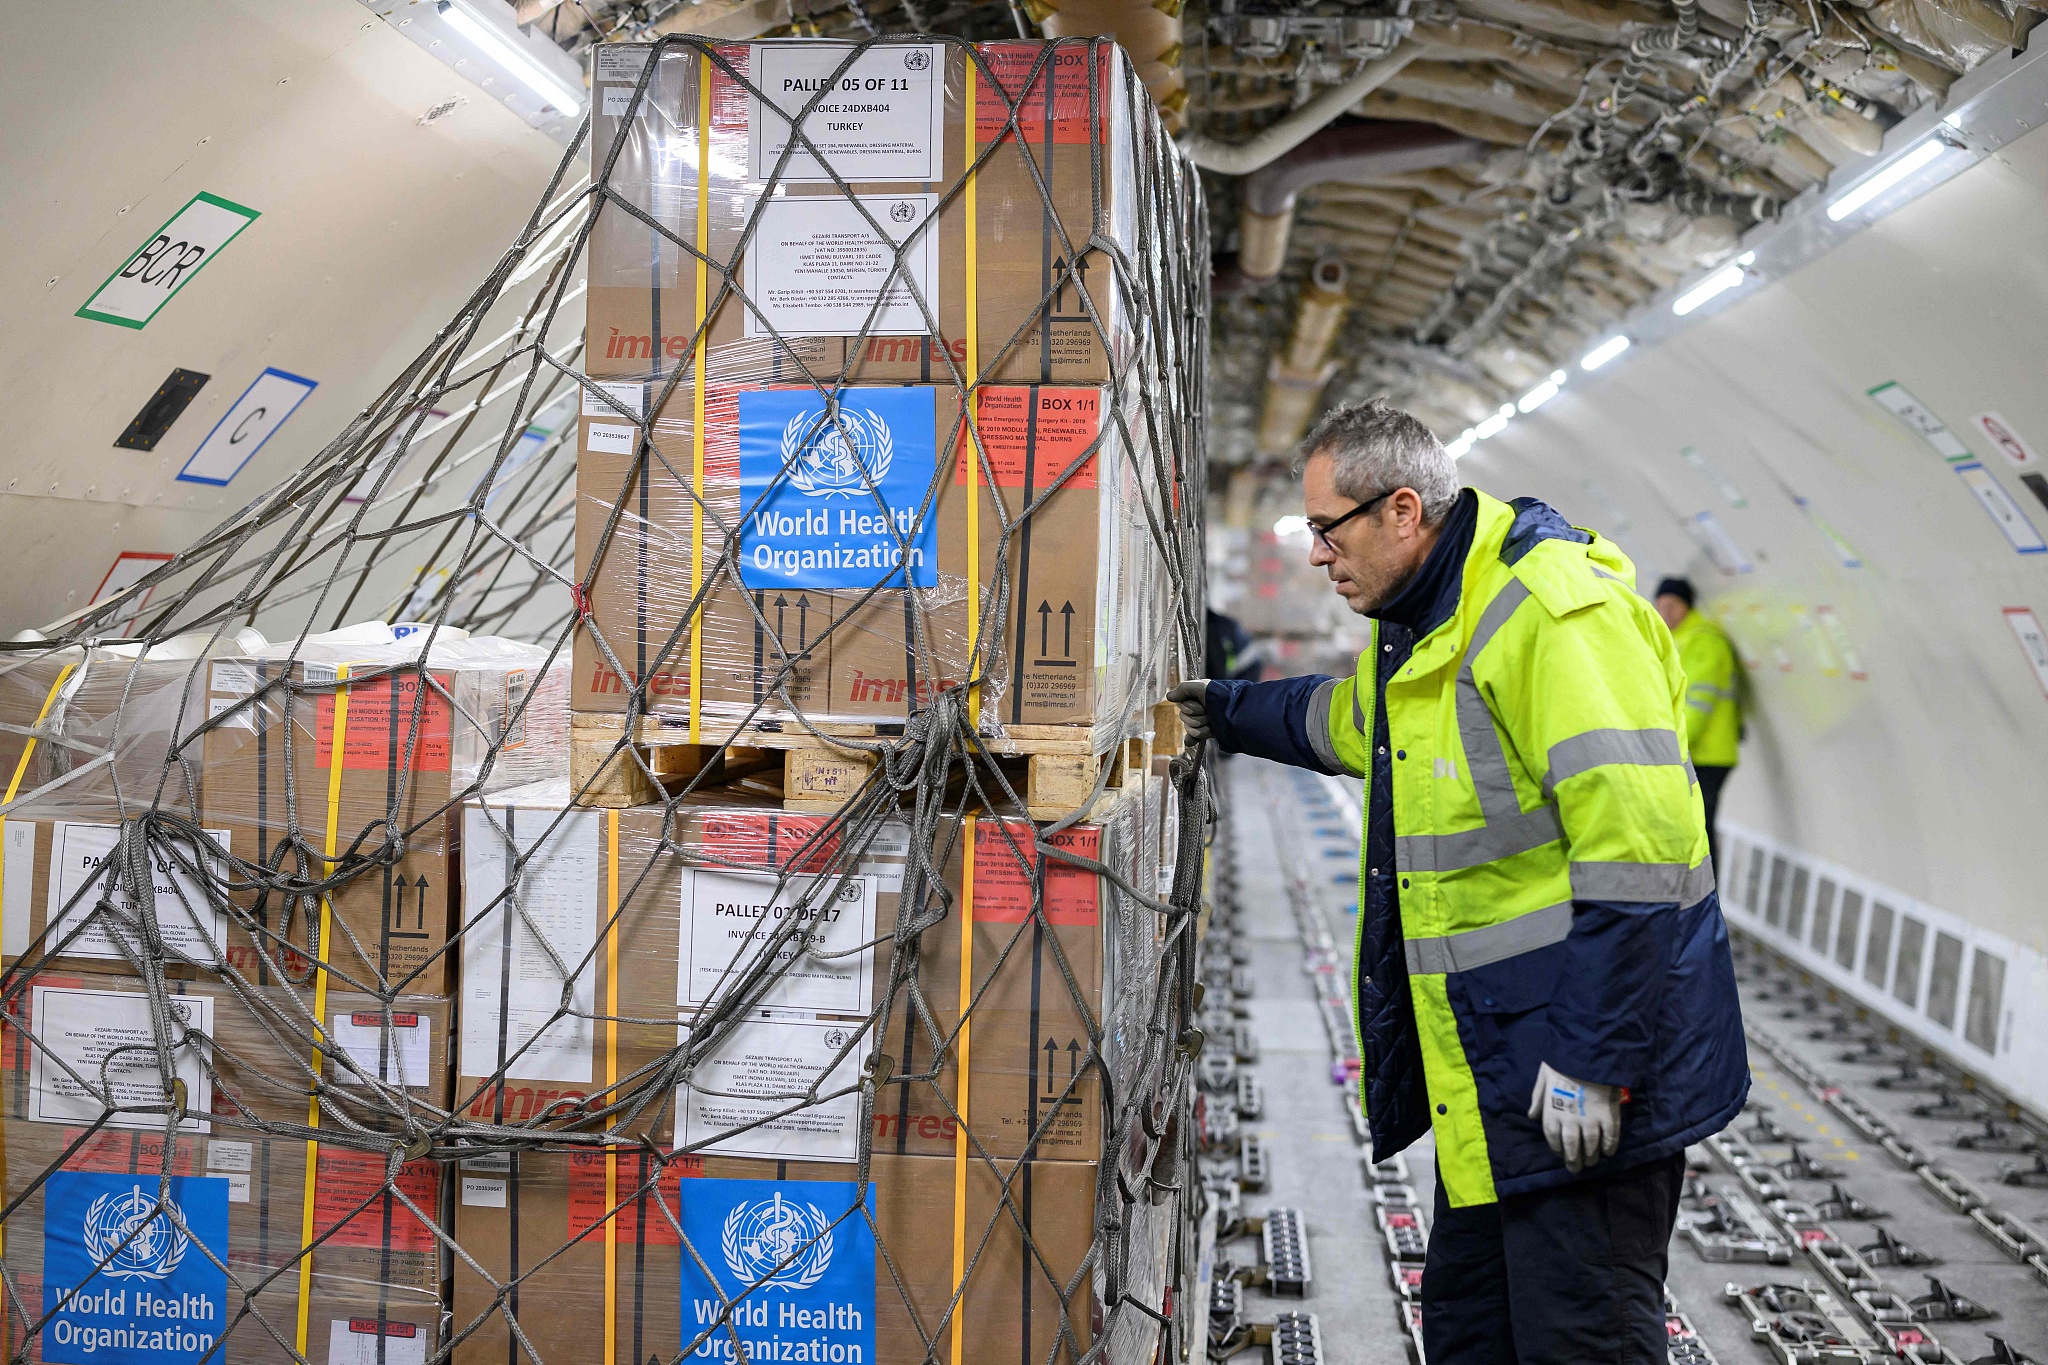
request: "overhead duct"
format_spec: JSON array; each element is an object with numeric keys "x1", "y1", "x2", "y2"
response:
[
  {"x1": 1256, "y1": 257, "x2": 1352, "y2": 456},
  {"x1": 1230, "y1": 121, "x2": 1489, "y2": 287},
  {"x1": 1179, "y1": 47, "x2": 1422, "y2": 175},
  {"x1": 1033, "y1": 0, "x2": 1189, "y2": 121}
]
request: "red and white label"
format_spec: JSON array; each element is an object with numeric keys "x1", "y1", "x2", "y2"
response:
[
  {"x1": 971, "y1": 821, "x2": 1102, "y2": 925},
  {"x1": 87, "y1": 551, "x2": 174, "y2": 636},
  {"x1": 1974, "y1": 412, "x2": 2039, "y2": 469}
]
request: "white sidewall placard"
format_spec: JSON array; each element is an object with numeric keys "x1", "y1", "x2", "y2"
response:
[
  {"x1": 77, "y1": 192, "x2": 259, "y2": 328},
  {"x1": 180, "y1": 367, "x2": 318, "y2": 486}
]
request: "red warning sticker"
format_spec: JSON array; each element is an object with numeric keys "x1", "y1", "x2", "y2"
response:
[
  {"x1": 971, "y1": 821, "x2": 1101, "y2": 925},
  {"x1": 956, "y1": 389, "x2": 1100, "y2": 491},
  {"x1": 699, "y1": 812, "x2": 840, "y2": 872},
  {"x1": 975, "y1": 44, "x2": 1114, "y2": 145},
  {"x1": 314, "y1": 1148, "x2": 439, "y2": 1254},
  {"x1": 565, "y1": 1150, "x2": 705, "y2": 1246},
  {"x1": 315, "y1": 673, "x2": 452, "y2": 772}
]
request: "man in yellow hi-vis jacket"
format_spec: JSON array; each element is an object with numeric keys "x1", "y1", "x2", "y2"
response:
[
  {"x1": 1170, "y1": 401, "x2": 1746, "y2": 1363},
  {"x1": 1654, "y1": 576, "x2": 1742, "y2": 874}
]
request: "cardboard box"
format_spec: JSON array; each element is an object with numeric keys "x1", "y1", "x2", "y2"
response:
[
  {"x1": 450, "y1": 1148, "x2": 1106, "y2": 1365},
  {"x1": 0, "y1": 1119, "x2": 445, "y2": 1365},
  {"x1": 0, "y1": 969, "x2": 450, "y2": 1132},
  {"x1": 456, "y1": 783, "x2": 1156, "y2": 1162},
  {"x1": 571, "y1": 381, "x2": 1173, "y2": 737},
  {"x1": 586, "y1": 41, "x2": 1144, "y2": 388},
  {"x1": 199, "y1": 640, "x2": 563, "y2": 996},
  {"x1": 0, "y1": 647, "x2": 211, "y2": 821}
]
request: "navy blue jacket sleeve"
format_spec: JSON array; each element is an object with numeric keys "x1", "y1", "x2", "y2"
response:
[
  {"x1": 1544, "y1": 897, "x2": 1684, "y2": 1088},
  {"x1": 1205, "y1": 676, "x2": 1338, "y2": 775}
]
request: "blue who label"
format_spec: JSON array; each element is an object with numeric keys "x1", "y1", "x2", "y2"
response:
[
  {"x1": 738, "y1": 388, "x2": 938, "y2": 591},
  {"x1": 679, "y1": 1177, "x2": 877, "y2": 1362},
  {"x1": 43, "y1": 1172, "x2": 230, "y2": 1365}
]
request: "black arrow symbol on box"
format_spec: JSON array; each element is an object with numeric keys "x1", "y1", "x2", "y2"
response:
[
  {"x1": 1066, "y1": 1038, "x2": 1081, "y2": 1082},
  {"x1": 796, "y1": 594, "x2": 811, "y2": 651},
  {"x1": 1060, "y1": 601, "x2": 1074, "y2": 657},
  {"x1": 390, "y1": 875, "x2": 408, "y2": 931},
  {"x1": 1037, "y1": 600, "x2": 1052, "y2": 655},
  {"x1": 413, "y1": 874, "x2": 429, "y2": 929},
  {"x1": 1042, "y1": 1036, "x2": 1059, "y2": 1094},
  {"x1": 774, "y1": 594, "x2": 788, "y2": 643}
]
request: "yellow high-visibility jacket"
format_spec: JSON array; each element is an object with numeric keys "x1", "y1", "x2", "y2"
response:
[{"x1": 1672, "y1": 610, "x2": 1741, "y2": 767}]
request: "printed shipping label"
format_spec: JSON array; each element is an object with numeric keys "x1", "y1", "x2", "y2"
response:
[
  {"x1": 676, "y1": 1012, "x2": 864, "y2": 1161},
  {"x1": 749, "y1": 43, "x2": 944, "y2": 182},
  {"x1": 41, "y1": 1171, "x2": 230, "y2": 1365},
  {"x1": 29, "y1": 987, "x2": 213, "y2": 1133},
  {"x1": 955, "y1": 388, "x2": 1101, "y2": 491},
  {"x1": 972, "y1": 822, "x2": 1101, "y2": 925},
  {"x1": 59, "y1": 1129, "x2": 201, "y2": 1177},
  {"x1": 46, "y1": 824, "x2": 231, "y2": 962},
  {"x1": 856, "y1": 820, "x2": 911, "y2": 892},
  {"x1": 584, "y1": 422, "x2": 636, "y2": 456},
  {"x1": 316, "y1": 674, "x2": 453, "y2": 772},
  {"x1": 679, "y1": 868, "x2": 878, "y2": 1014},
  {"x1": 1956, "y1": 464, "x2": 2047, "y2": 553},
  {"x1": 582, "y1": 380, "x2": 646, "y2": 419},
  {"x1": 460, "y1": 1177, "x2": 507, "y2": 1208},
  {"x1": 741, "y1": 193, "x2": 939, "y2": 339},
  {"x1": 975, "y1": 43, "x2": 1113, "y2": 144},
  {"x1": 459, "y1": 806, "x2": 600, "y2": 1083},
  {"x1": 678, "y1": 1177, "x2": 876, "y2": 1361},
  {"x1": 330, "y1": 1012, "x2": 432, "y2": 1087},
  {"x1": 735, "y1": 386, "x2": 939, "y2": 591},
  {"x1": 313, "y1": 1150, "x2": 438, "y2": 1255},
  {"x1": 596, "y1": 46, "x2": 651, "y2": 83},
  {"x1": 329, "y1": 1320, "x2": 426, "y2": 1365}
]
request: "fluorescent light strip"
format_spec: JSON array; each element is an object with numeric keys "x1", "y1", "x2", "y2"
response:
[
  {"x1": 1672, "y1": 252, "x2": 1755, "y2": 317},
  {"x1": 1517, "y1": 379, "x2": 1559, "y2": 413},
  {"x1": 1580, "y1": 335, "x2": 1631, "y2": 371},
  {"x1": 1826, "y1": 137, "x2": 1948, "y2": 221},
  {"x1": 1474, "y1": 413, "x2": 1509, "y2": 439},
  {"x1": 439, "y1": 1, "x2": 584, "y2": 116}
]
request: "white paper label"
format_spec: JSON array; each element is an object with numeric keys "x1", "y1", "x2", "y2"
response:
[
  {"x1": 46, "y1": 823, "x2": 230, "y2": 962},
  {"x1": 209, "y1": 661, "x2": 260, "y2": 696},
  {"x1": 1974, "y1": 412, "x2": 2040, "y2": 469},
  {"x1": 460, "y1": 805, "x2": 600, "y2": 1082},
  {"x1": 749, "y1": 43, "x2": 945, "y2": 182},
  {"x1": 597, "y1": 46, "x2": 651, "y2": 82},
  {"x1": 584, "y1": 422, "x2": 636, "y2": 456},
  {"x1": 679, "y1": 868, "x2": 877, "y2": 1015},
  {"x1": 79, "y1": 192, "x2": 260, "y2": 329},
  {"x1": 742, "y1": 193, "x2": 939, "y2": 339},
  {"x1": 1870, "y1": 382, "x2": 1972, "y2": 460},
  {"x1": 602, "y1": 85, "x2": 636, "y2": 117},
  {"x1": 221, "y1": 1171, "x2": 252, "y2": 1202},
  {"x1": 856, "y1": 820, "x2": 911, "y2": 893},
  {"x1": 581, "y1": 380, "x2": 645, "y2": 418},
  {"x1": 3, "y1": 821, "x2": 38, "y2": 957},
  {"x1": 327, "y1": 1319, "x2": 428, "y2": 1365},
  {"x1": 207, "y1": 695, "x2": 255, "y2": 730},
  {"x1": 331, "y1": 1011, "x2": 434, "y2": 1087},
  {"x1": 179, "y1": 367, "x2": 318, "y2": 487},
  {"x1": 1956, "y1": 464, "x2": 2047, "y2": 553},
  {"x1": 461, "y1": 1176, "x2": 509, "y2": 1208},
  {"x1": 207, "y1": 1140, "x2": 253, "y2": 1173},
  {"x1": 676, "y1": 1011, "x2": 864, "y2": 1161},
  {"x1": 2004, "y1": 607, "x2": 2048, "y2": 698},
  {"x1": 29, "y1": 986, "x2": 213, "y2": 1131}
]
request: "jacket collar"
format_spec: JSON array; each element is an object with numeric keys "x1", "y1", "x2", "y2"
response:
[{"x1": 1374, "y1": 487, "x2": 1477, "y2": 640}]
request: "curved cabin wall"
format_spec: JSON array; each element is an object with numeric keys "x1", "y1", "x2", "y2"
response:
[{"x1": 1463, "y1": 121, "x2": 2048, "y2": 1110}]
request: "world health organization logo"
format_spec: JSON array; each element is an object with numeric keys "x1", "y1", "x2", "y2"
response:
[
  {"x1": 81, "y1": 1184, "x2": 190, "y2": 1281},
  {"x1": 721, "y1": 1192, "x2": 835, "y2": 1291},
  {"x1": 781, "y1": 408, "x2": 894, "y2": 498}
]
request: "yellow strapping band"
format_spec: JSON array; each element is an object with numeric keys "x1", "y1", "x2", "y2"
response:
[
  {"x1": 689, "y1": 52, "x2": 712, "y2": 747},
  {"x1": 0, "y1": 661, "x2": 78, "y2": 1275},
  {"x1": 297, "y1": 664, "x2": 350, "y2": 1356},
  {"x1": 949, "y1": 815, "x2": 975, "y2": 1365},
  {"x1": 604, "y1": 809, "x2": 621, "y2": 1365},
  {"x1": 963, "y1": 65, "x2": 981, "y2": 731}
]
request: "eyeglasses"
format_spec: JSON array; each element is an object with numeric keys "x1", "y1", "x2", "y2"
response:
[{"x1": 1307, "y1": 489, "x2": 1395, "y2": 553}]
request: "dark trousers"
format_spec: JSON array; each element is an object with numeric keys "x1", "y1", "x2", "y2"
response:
[
  {"x1": 1420, "y1": 1152, "x2": 1685, "y2": 1364},
  {"x1": 1696, "y1": 763, "x2": 1732, "y2": 877}
]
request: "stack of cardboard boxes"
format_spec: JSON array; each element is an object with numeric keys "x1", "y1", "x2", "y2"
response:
[{"x1": 572, "y1": 39, "x2": 1182, "y2": 747}]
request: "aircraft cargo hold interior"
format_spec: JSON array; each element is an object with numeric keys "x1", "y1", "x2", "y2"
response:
[{"x1": 3, "y1": 2, "x2": 2048, "y2": 1363}]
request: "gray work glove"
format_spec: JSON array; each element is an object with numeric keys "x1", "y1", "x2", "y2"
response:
[
  {"x1": 1527, "y1": 1061, "x2": 1621, "y2": 1174},
  {"x1": 1167, "y1": 679, "x2": 1213, "y2": 751}
]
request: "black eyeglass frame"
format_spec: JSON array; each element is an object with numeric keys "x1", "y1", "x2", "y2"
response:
[{"x1": 1307, "y1": 488, "x2": 1397, "y2": 553}]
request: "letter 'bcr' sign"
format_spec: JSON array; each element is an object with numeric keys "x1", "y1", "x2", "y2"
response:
[{"x1": 77, "y1": 192, "x2": 260, "y2": 330}]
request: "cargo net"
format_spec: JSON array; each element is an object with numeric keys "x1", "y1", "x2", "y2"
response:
[{"x1": 0, "y1": 32, "x2": 1211, "y2": 1365}]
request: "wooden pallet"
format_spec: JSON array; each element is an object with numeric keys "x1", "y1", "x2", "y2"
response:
[{"x1": 569, "y1": 701, "x2": 1180, "y2": 819}]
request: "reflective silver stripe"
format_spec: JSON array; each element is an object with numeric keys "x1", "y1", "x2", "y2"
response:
[
  {"x1": 1685, "y1": 698, "x2": 1713, "y2": 714},
  {"x1": 1395, "y1": 804, "x2": 1563, "y2": 873},
  {"x1": 1456, "y1": 580, "x2": 1532, "y2": 825},
  {"x1": 1541, "y1": 727, "x2": 1683, "y2": 797},
  {"x1": 1353, "y1": 678, "x2": 1367, "y2": 737},
  {"x1": 1688, "y1": 682, "x2": 1736, "y2": 700},
  {"x1": 1570, "y1": 859, "x2": 1717, "y2": 904},
  {"x1": 1403, "y1": 900, "x2": 1573, "y2": 975},
  {"x1": 1591, "y1": 566, "x2": 1626, "y2": 582},
  {"x1": 1686, "y1": 759, "x2": 1698, "y2": 787},
  {"x1": 1307, "y1": 678, "x2": 1345, "y2": 772}
]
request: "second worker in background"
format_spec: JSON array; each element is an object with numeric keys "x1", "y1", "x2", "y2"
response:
[
  {"x1": 1171, "y1": 400, "x2": 1748, "y2": 1364},
  {"x1": 1653, "y1": 576, "x2": 1744, "y2": 875}
]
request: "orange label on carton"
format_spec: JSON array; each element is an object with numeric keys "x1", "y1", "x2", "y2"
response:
[
  {"x1": 956, "y1": 388, "x2": 1100, "y2": 490},
  {"x1": 565, "y1": 1150, "x2": 705, "y2": 1246},
  {"x1": 976, "y1": 44, "x2": 1113, "y2": 145},
  {"x1": 315, "y1": 1148, "x2": 440, "y2": 1254},
  {"x1": 316, "y1": 674, "x2": 453, "y2": 772},
  {"x1": 61, "y1": 1129, "x2": 203, "y2": 1176},
  {"x1": 971, "y1": 821, "x2": 1101, "y2": 925},
  {"x1": 699, "y1": 812, "x2": 841, "y2": 872}
]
